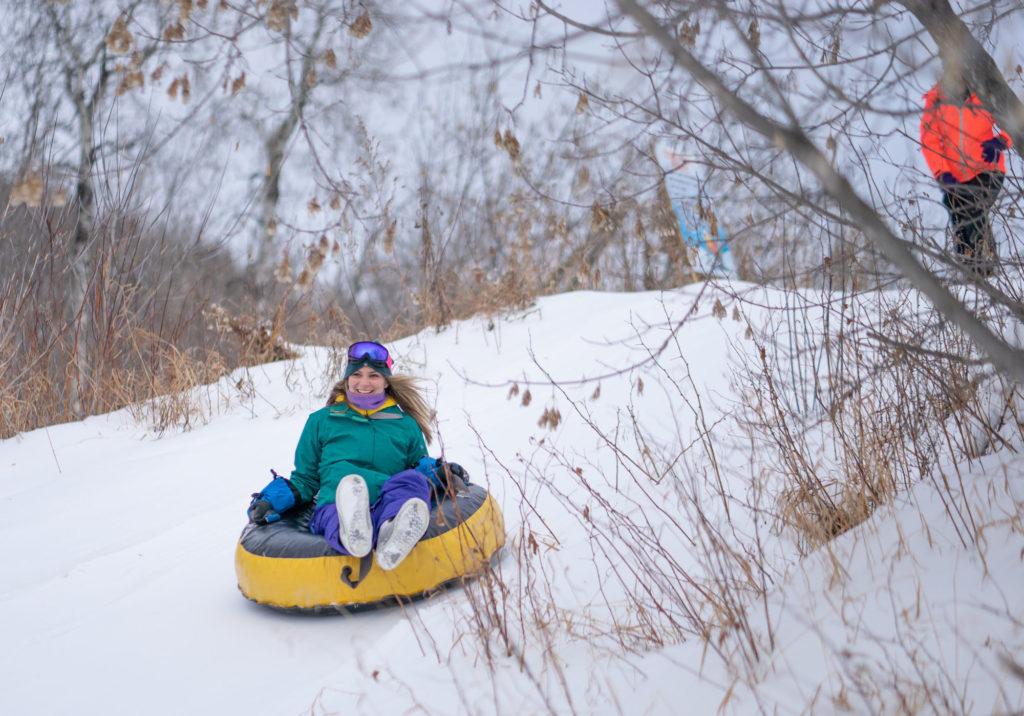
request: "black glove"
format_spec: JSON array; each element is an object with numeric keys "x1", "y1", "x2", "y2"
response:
[
  {"x1": 247, "y1": 472, "x2": 300, "y2": 524},
  {"x1": 938, "y1": 172, "x2": 958, "y2": 191},
  {"x1": 248, "y1": 499, "x2": 277, "y2": 525},
  {"x1": 434, "y1": 460, "x2": 469, "y2": 495},
  {"x1": 981, "y1": 136, "x2": 1007, "y2": 164}
]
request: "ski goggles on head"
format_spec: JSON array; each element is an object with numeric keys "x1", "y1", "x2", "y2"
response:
[{"x1": 346, "y1": 341, "x2": 393, "y2": 372}]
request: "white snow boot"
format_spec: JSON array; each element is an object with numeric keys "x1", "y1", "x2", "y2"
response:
[
  {"x1": 335, "y1": 474, "x2": 372, "y2": 558},
  {"x1": 375, "y1": 498, "x2": 429, "y2": 571}
]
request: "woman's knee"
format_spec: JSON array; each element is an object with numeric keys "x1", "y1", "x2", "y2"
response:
[{"x1": 381, "y1": 469, "x2": 431, "y2": 500}]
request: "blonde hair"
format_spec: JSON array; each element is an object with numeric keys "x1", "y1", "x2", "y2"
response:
[{"x1": 327, "y1": 373, "x2": 435, "y2": 445}]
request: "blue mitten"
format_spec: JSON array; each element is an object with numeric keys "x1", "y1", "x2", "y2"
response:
[
  {"x1": 247, "y1": 472, "x2": 299, "y2": 524},
  {"x1": 414, "y1": 456, "x2": 441, "y2": 488}
]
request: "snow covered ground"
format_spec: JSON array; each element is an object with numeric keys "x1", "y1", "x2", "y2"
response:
[{"x1": 2, "y1": 282, "x2": 1023, "y2": 714}]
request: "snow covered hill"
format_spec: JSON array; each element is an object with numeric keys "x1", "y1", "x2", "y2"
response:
[{"x1": 2, "y1": 283, "x2": 1022, "y2": 714}]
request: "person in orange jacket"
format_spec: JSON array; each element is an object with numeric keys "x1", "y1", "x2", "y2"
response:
[{"x1": 920, "y1": 68, "x2": 1012, "y2": 275}]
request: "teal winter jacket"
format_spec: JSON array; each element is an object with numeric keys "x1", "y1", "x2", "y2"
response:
[{"x1": 288, "y1": 400, "x2": 429, "y2": 505}]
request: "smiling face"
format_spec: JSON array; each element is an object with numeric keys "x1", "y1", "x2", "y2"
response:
[{"x1": 346, "y1": 366, "x2": 387, "y2": 396}]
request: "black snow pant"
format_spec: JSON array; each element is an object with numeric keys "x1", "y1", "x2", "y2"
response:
[{"x1": 941, "y1": 171, "x2": 1003, "y2": 266}]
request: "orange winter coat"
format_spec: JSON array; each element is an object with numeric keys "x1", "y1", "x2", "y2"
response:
[{"x1": 920, "y1": 83, "x2": 1012, "y2": 182}]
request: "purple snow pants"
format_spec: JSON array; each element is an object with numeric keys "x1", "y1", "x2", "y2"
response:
[{"x1": 308, "y1": 469, "x2": 431, "y2": 555}]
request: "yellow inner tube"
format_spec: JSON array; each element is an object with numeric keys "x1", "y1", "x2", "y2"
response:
[{"x1": 236, "y1": 487, "x2": 504, "y2": 611}]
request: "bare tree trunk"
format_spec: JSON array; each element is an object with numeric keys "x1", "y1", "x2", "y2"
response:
[
  {"x1": 60, "y1": 12, "x2": 109, "y2": 418},
  {"x1": 69, "y1": 126, "x2": 96, "y2": 418},
  {"x1": 252, "y1": 16, "x2": 325, "y2": 290},
  {"x1": 255, "y1": 124, "x2": 289, "y2": 284}
]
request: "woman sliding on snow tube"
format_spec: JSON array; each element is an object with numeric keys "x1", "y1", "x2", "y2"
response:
[{"x1": 237, "y1": 340, "x2": 503, "y2": 612}]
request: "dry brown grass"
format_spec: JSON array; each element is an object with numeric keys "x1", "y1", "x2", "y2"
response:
[
  {"x1": 440, "y1": 282, "x2": 1024, "y2": 713},
  {"x1": 0, "y1": 194, "x2": 256, "y2": 438},
  {"x1": 0, "y1": 175, "x2": 556, "y2": 439},
  {"x1": 123, "y1": 338, "x2": 228, "y2": 433}
]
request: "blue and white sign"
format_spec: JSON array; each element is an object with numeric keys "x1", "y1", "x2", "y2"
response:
[{"x1": 656, "y1": 145, "x2": 737, "y2": 279}]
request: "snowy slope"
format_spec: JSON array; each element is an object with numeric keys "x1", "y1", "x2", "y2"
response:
[{"x1": 2, "y1": 283, "x2": 1023, "y2": 715}]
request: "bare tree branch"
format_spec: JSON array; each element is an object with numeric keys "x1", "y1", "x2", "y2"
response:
[{"x1": 615, "y1": 0, "x2": 1024, "y2": 383}]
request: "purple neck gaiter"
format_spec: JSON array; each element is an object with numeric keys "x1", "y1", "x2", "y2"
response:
[{"x1": 347, "y1": 391, "x2": 387, "y2": 411}]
